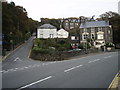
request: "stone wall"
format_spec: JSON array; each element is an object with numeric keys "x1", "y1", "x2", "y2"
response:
[{"x1": 30, "y1": 48, "x2": 99, "y2": 61}]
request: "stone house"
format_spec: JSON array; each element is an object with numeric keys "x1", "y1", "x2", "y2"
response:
[
  {"x1": 80, "y1": 21, "x2": 113, "y2": 48},
  {"x1": 63, "y1": 18, "x2": 80, "y2": 31}
]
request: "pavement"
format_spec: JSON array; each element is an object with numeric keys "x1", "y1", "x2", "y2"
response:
[{"x1": 1, "y1": 36, "x2": 119, "y2": 89}]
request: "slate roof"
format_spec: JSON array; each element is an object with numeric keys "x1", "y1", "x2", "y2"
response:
[
  {"x1": 80, "y1": 21, "x2": 110, "y2": 28},
  {"x1": 38, "y1": 24, "x2": 57, "y2": 29}
]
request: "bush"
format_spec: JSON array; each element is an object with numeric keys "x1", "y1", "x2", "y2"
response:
[
  {"x1": 105, "y1": 42, "x2": 114, "y2": 47},
  {"x1": 33, "y1": 38, "x2": 71, "y2": 53},
  {"x1": 78, "y1": 43, "x2": 91, "y2": 49},
  {"x1": 32, "y1": 47, "x2": 50, "y2": 54}
]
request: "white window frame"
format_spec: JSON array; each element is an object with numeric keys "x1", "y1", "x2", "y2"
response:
[
  {"x1": 82, "y1": 33, "x2": 89, "y2": 40},
  {"x1": 71, "y1": 36, "x2": 75, "y2": 40},
  {"x1": 83, "y1": 28, "x2": 87, "y2": 32},
  {"x1": 97, "y1": 34, "x2": 104, "y2": 39},
  {"x1": 50, "y1": 34, "x2": 54, "y2": 38},
  {"x1": 91, "y1": 34, "x2": 95, "y2": 39},
  {"x1": 98, "y1": 27, "x2": 102, "y2": 32},
  {"x1": 91, "y1": 27, "x2": 95, "y2": 32},
  {"x1": 40, "y1": 34, "x2": 43, "y2": 38}
]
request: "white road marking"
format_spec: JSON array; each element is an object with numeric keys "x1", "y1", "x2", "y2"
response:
[
  {"x1": 28, "y1": 65, "x2": 32, "y2": 68},
  {"x1": 0, "y1": 71, "x2": 2, "y2": 73},
  {"x1": 64, "y1": 65, "x2": 83, "y2": 72},
  {"x1": 14, "y1": 57, "x2": 22, "y2": 62},
  {"x1": 36, "y1": 65, "x2": 40, "y2": 67},
  {"x1": 18, "y1": 68, "x2": 25, "y2": 70},
  {"x1": 0, "y1": 70, "x2": 5, "y2": 73},
  {"x1": 24, "y1": 67, "x2": 29, "y2": 69},
  {"x1": 88, "y1": 59, "x2": 100, "y2": 63},
  {"x1": 17, "y1": 76, "x2": 52, "y2": 90},
  {"x1": 4, "y1": 70, "x2": 9, "y2": 73},
  {"x1": 8, "y1": 69, "x2": 14, "y2": 72},
  {"x1": 15, "y1": 68, "x2": 18, "y2": 70},
  {"x1": 108, "y1": 56, "x2": 112, "y2": 58},
  {"x1": 104, "y1": 55, "x2": 112, "y2": 59},
  {"x1": 2, "y1": 62, "x2": 57, "y2": 74}
]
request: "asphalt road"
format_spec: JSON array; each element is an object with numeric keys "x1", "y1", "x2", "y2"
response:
[{"x1": 1, "y1": 36, "x2": 119, "y2": 89}]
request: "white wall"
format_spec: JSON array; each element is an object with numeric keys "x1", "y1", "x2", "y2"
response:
[
  {"x1": 37, "y1": 28, "x2": 57, "y2": 38},
  {"x1": 57, "y1": 29, "x2": 69, "y2": 38}
]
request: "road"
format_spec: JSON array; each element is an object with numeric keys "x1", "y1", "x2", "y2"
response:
[{"x1": 1, "y1": 36, "x2": 119, "y2": 89}]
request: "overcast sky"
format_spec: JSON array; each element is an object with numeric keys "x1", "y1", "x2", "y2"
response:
[{"x1": 7, "y1": 0, "x2": 119, "y2": 21}]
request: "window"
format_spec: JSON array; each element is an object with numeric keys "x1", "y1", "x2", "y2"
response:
[
  {"x1": 50, "y1": 34, "x2": 54, "y2": 38},
  {"x1": 98, "y1": 27, "x2": 102, "y2": 32},
  {"x1": 82, "y1": 34, "x2": 89, "y2": 40},
  {"x1": 66, "y1": 23, "x2": 69, "y2": 26},
  {"x1": 75, "y1": 23, "x2": 78, "y2": 26},
  {"x1": 71, "y1": 36, "x2": 75, "y2": 40},
  {"x1": 83, "y1": 28, "x2": 87, "y2": 32},
  {"x1": 70, "y1": 23, "x2": 74, "y2": 26},
  {"x1": 91, "y1": 28, "x2": 95, "y2": 32},
  {"x1": 91, "y1": 34, "x2": 95, "y2": 39},
  {"x1": 108, "y1": 30, "x2": 110, "y2": 34},
  {"x1": 40, "y1": 34, "x2": 43, "y2": 38},
  {"x1": 97, "y1": 34, "x2": 104, "y2": 39}
]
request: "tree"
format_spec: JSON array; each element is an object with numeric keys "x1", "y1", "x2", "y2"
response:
[
  {"x1": 2, "y1": 1, "x2": 38, "y2": 51},
  {"x1": 99, "y1": 11, "x2": 120, "y2": 44}
]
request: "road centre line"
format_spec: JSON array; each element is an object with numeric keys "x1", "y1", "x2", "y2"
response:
[
  {"x1": 104, "y1": 55, "x2": 112, "y2": 59},
  {"x1": 88, "y1": 59, "x2": 100, "y2": 63},
  {"x1": 64, "y1": 65, "x2": 83, "y2": 72},
  {"x1": 17, "y1": 76, "x2": 52, "y2": 90}
]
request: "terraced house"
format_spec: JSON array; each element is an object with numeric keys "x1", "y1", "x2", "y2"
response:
[{"x1": 80, "y1": 20, "x2": 113, "y2": 49}]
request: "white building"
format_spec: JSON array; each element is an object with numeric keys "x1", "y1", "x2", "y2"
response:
[
  {"x1": 37, "y1": 24, "x2": 57, "y2": 38},
  {"x1": 57, "y1": 28, "x2": 69, "y2": 38}
]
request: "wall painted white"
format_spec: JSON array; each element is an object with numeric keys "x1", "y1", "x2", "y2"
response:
[
  {"x1": 37, "y1": 28, "x2": 57, "y2": 38},
  {"x1": 37, "y1": 28, "x2": 69, "y2": 39},
  {"x1": 57, "y1": 29, "x2": 69, "y2": 38}
]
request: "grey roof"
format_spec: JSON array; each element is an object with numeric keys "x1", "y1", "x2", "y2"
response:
[
  {"x1": 38, "y1": 24, "x2": 57, "y2": 29},
  {"x1": 80, "y1": 21, "x2": 110, "y2": 28}
]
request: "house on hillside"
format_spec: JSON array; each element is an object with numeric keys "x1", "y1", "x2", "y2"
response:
[
  {"x1": 63, "y1": 18, "x2": 80, "y2": 31},
  {"x1": 37, "y1": 24, "x2": 69, "y2": 39},
  {"x1": 57, "y1": 28, "x2": 69, "y2": 38},
  {"x1": 37, "y1": 24, "x2": 57, "y2": 38},
  {"x1": 80, "y1": 21, "x2": 113, "y2": 49}
]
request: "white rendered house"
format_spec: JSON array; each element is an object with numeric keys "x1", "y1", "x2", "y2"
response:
[
  {"x1": 57, "y1": 28, "x2": 69, "y2": 38},
  {"x1": 37, "y1": 24, "x2": 57, "y2": 38}
]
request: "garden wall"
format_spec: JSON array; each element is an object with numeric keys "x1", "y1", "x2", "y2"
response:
[{"x1": 30, "y1": 48, "x2": 99, "y2": 61}]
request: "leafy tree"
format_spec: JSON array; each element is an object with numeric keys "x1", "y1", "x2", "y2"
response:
[
  {"x1": 99, "y1": 11, "x2": 120, "y2": 44},
  {"x1": 2, "y1": 2, "x2": 38, "y2": 51}
]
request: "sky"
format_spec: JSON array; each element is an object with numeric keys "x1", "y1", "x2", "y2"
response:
[{"x1": 6, "y1": 0, "x2": 119, "y2": 21}]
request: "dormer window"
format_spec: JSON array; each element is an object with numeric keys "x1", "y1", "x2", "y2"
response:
[
  {"x1": 91, "y1": 27, "x2": 95, "y2": 32},
  {"x1": 83, "y1": 28, "x2": 87, "y2": 32},
  {"x1": 98, "y1": 27, "x2": 102, "y2": 32}
]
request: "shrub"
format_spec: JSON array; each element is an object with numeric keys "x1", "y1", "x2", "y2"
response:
[
  {"x1": 32, "y1": 47, "x2": 50, "y2": 54},
  {"x1": 105, "y1": 42, "x2": 114, "y2": 47}
]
